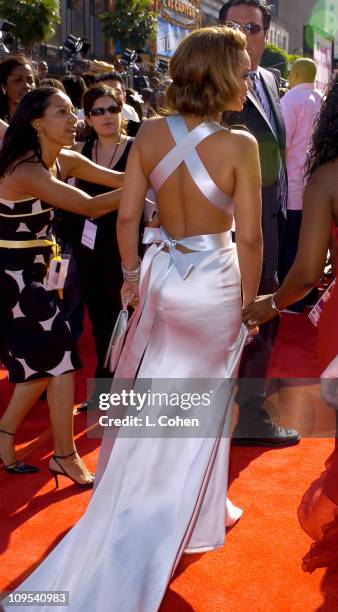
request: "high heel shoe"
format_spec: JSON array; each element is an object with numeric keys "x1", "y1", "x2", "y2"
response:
[
  {"x1": 0, "y1": 428, "x2": 39, "y2": 474},
  {"x1": 49, "y1": 450, "x2": 95, "y2": 489}
]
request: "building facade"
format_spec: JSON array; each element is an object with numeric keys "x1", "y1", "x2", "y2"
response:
[
  {"x1": 156, "y1": 0, "x2": 201, "y2": 57},
  {"x1": 201, "y1": 0, "x2": 223, "y2": 24},
  {"x1": 49, "y1": 0, "x2": 203, "y2": 61},
  {"x1": 45, "y1": 0, "x2": 332, "y2": 63},
  {"x1": 320, "y1": 0, "x2": 338, "y2": 58},
  {"x1": 45, "y1": 0, "x2": 110, "y2": 61}
]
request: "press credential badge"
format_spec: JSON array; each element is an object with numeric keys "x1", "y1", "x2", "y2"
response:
[{"x1": 81, "y1": 219, "x2": 97, "y2": 250}]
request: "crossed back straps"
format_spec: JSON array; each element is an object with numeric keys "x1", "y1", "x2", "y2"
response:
[{"x1": 149, "y1": 114, "x2": 233, "y2": 214}]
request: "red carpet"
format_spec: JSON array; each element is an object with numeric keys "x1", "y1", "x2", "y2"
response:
[{"x1": 0, "y1": 312, "x2": 337, "y2": 611}]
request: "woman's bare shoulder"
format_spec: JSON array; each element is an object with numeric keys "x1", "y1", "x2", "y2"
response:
[
  {"x1": 226, "y1": 127, "x2": 258, "y2": 149},
  {"x1": 211, "y1": 127, "x2": 258, "y2": 164},
  {"x1": 58, "y1": 147, "x2": 88, "y2": 175},
  {"x1": 0, "y1": 159, "x2": 48, "y2": 198},
  {"x1": 59, "y1": 147, "x2": 81, "y2": 163},
  {"x1": 72, "y1": 141, "x2": 85, "y2": 154},
  {"x1": 10, "y1": 159, "x2": 47, "y2": 183},
  {"x1": 136, "y1": 116, "x2": 168, "y2": 139},
  {"x1": 306, "y1": 159, "x2": 338, "y2": 194},
  {"x1": 311, "y1": 158, "x2": 338, "y2": 179}
]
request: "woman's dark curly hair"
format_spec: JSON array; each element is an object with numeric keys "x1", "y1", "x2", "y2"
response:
[{"x1": 305, "y1": 74, "x2": 338, "y2": 182}]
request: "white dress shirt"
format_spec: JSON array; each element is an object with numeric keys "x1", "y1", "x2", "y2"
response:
[
  {"x1": 122, "y1": 103, "x2": 140, "y2": 123},
  {"x1": 280, "y1": 83, "x2": 323, "y2": 211}
]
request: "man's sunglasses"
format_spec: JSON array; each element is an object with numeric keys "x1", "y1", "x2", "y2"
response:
[
  {"x1": 89, "y1": 105, "x2": 121, "y2": 117},
  {"x1": 224, "y1": 21, "x2": 266, "y2": 35}
]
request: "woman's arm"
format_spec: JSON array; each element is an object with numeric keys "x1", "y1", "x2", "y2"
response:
[
  {"x1": 274, "y1": 171, "x2": 332, "y2": 306},
  {"x1": 116, "y1": 136, "x2": 148, "y2": 307},
  {"x1": 117, "y1": 138, "x2": 148, "y2": 270},
  {"x1": 0, "y1": 118, "x2": 8, "y2": 140},
  {"x1": 232, "y1": 131, "x2": 263, "y2": 307},
  {"x1": 59, "y1": 148, "x2": 124, "y2": 189},
  {"x1": 14, "y1": 164, "x2": 120, "y2": 218},
  {"x1": 329, "y1": 231, "x2": 337, "y2": 275},
  {"x1": 243, "y1": 164, "x2": 333, "y2": 325}
]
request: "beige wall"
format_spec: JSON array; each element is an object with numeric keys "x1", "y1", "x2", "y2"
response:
[{"x1": 274, "y1": 0, "x2": 320, "y2": 54}]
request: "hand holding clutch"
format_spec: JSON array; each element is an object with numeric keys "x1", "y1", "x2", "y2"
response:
[
  {"x1": 121, "y1": 280, "x2": 139, "y2": 310},
  {"x1": 104, "y1": 308, "x2": 129, "y2": 373},
  {"x1": 105, "y1": 278, "x2": 141, "y2": 373},
  {"x1": 121, "y1": 258, "x2": 141, "y2": 310}
]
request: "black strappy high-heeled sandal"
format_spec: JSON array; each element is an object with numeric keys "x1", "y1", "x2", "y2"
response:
[
  {"x1": 0, "y1": 428, "x2": 39, "y2": 473},
  {"x1": 49, "y1": 450, "x2": 94, "y2": 489}
]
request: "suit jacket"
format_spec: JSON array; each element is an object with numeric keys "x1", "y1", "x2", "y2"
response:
[{"x1": 223, "y1": 66, "x2": 287, "y2": 282}]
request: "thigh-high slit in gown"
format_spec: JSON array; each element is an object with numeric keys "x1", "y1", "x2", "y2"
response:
[{"x1": 4, "y1": 116, "x2": 249, "y2": 612}]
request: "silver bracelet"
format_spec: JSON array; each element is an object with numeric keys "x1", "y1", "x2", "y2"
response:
[
  {"x1": 122, "y1": 257, "x2": 141, "y2": 282},
  {"x1": 270, "y1": 295, "x2": 281, "y2": 313}
]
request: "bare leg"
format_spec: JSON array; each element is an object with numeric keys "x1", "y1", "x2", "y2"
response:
[
  {"x1": 0, "y1": 378, "x2": 49, "y2": 465},
  {"x1": 47, "y1": 372, "x2": 93, "y2": 484}
]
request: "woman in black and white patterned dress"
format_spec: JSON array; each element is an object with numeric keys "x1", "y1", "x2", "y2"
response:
[{"x1": 0, "y1": 87, "x2": 123, "y2": 486}]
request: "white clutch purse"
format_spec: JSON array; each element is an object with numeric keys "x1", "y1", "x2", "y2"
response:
[{"x1": 104, "y1": 308, "x2": 129, "y2": 373}]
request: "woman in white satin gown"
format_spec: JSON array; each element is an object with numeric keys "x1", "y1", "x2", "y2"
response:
[{"x1": 5, "y1": 26, "x2": 263, "y2": 612}]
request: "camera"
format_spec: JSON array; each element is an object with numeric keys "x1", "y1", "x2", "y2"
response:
[
  {"x1": 0, "y1": 19, "x2": 15, "y2": 55},
  {"x1": 61, "y1": 35, "x2": 91, "y2": 60},
  {"x1": 157, "y1": 59, "x2": 169, "y2": 74}
]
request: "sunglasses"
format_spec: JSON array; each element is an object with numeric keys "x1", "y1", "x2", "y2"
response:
[
  {"x1": 224, "y1": 21, "x2": 265, "y2": 35},
  {"x1": 89, "y1": 105, "x2": 121, "y2": 117}
]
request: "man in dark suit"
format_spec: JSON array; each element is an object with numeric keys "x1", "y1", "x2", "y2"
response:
[{"x1": 219, "y1": 0, "x2": 299, "y2": 446}]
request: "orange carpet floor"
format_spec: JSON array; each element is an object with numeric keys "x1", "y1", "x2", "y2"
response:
[{"x1": 0, "y1": 312, "x2": 337, "y2": 611}]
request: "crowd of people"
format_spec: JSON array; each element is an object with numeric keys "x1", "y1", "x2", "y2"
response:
[{"x1": 0, "y1": 0, "x2": 337, "y2": 609}]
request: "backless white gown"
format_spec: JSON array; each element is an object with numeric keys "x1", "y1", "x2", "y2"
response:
[{"x1": 4, "y1": 115, "x2": 248, "y2": 612}]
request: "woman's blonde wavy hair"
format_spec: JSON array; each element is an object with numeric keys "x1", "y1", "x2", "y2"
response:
[{"x1": 166, "y1": 25, "x2": 247, "y2": 117}]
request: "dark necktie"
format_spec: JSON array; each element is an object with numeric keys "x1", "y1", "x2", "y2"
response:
[{"x1": 250, "y1": 72, "x2": 271, "y2": 120}]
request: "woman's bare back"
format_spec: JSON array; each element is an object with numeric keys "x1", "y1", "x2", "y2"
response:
[{"x1": 138, "y1": 116, "x2": 257, "y2": 239}]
